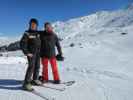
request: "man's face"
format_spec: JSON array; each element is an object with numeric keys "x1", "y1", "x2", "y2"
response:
[
  {"x1": 45, "y1": 24, "x2": 53, "y2": 32},
  {"x1": 30, "y1": 22, "x2": 37, "y2": 30}
]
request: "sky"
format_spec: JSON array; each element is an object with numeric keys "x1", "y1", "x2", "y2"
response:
[{"x1": 0, "y1": 0, "x2": 132, "y2": 37}]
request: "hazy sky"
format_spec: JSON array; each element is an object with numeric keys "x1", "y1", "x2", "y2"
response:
[{"x1": 0, "y1": 0, "x2": 131, "y2": 36}]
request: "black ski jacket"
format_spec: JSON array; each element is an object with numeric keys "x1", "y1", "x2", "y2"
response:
[
  {"x1": 20, "y1": 30, "x2": 41, "y2": 55},
  {"x1": 40, "y1": 30, "x2": 62, "y2": 58}
]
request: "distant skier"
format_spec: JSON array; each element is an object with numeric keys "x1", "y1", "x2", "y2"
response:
[
  {"x1": 20, "y1": 18, "x2": 42, "y2": 91},
  {"x1": 40, "y1": 22, "x2": 64, "y2": 84}
]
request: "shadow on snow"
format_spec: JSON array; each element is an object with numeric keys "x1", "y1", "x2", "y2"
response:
[{"x1": 0, "y1": 79, "x2": 23, "y2": 90}]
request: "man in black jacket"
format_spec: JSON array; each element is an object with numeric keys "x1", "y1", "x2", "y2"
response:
[
  {"x1": 40, "y1": 22, "x2": 63, "y2": 84},
  {"x1": 20, "y1": 18, "x2": 42, "y2": 91}
]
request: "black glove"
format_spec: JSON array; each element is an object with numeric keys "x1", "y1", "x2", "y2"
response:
[{"x1": 56, "y1": 54, "x2": 64, "y2": 61}]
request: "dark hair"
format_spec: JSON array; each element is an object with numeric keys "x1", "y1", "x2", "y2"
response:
[
  {"x1": 29, "y1": 18, "x2": 38, "y2": 26},
  {"x1": 44, "y1": 22, "x2": 51, "y2": 28}
]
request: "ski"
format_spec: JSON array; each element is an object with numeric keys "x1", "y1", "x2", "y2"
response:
[
  {"x1": 40, "y1": 81, "x2": 75, "y2": 92},
  {"x1": 60, "y1": 81, "x2": 75, "y2": 86},
  {"x1": 39, "y1": 77, "x2": 75, "y2": 87},
  {"x1": 46, "y1": 80, "x2": 75, "y2": 86},
  {"x1": 31, "y1": 90, "x2": 55, "y2": 100},
  {"x1": 23, "y1": 89, "x2": 55, "y2": 100},
  {"x1": 41, "y1": 84, "x2": 66, "y2": 92}
]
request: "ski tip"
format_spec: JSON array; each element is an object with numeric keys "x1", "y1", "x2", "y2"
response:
[{"x1": 71, "y1": 81, "x2": 76, "y2": 83}]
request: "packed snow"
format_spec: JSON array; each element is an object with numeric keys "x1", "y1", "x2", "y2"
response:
[{"x1": 0, "y1": 5, "x2": 133, "y2": 100}]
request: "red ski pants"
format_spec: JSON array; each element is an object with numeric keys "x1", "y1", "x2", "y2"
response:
[{"x1": 41, "y1": 57, "x2": 60, "y2": 81}]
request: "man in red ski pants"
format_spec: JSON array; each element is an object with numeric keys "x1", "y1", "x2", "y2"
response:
[{"x1": 40, "y1": 22, "x2": 63, "y2": 84}]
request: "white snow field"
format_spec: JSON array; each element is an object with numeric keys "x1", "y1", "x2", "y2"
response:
[{"x1": 0, "y1": 5, "x2": 133, "y2": 100}]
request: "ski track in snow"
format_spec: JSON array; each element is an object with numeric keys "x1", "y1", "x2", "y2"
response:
[
  {"x1": 67, "y1": 66, "x2": 131, "y2": 81},
  {"x1": 64, "y1": 66, "x2": 133, "y2": 100}
]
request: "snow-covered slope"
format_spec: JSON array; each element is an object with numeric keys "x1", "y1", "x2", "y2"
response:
[
  {"x1": 0, "y1": 35, "x2": 19, "y2": 46},
  {"x1": 53, "y1": 5, "x2": 133, "y2": 40},
  {"x1": 0, "y1": 36, "x2": 12, "y2": 46},
  {"x1": 0, "y1": 4, "x2": 133, "y2": 100}
]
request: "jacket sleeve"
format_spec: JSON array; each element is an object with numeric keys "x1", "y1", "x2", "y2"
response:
[
  {"x1": 20, "y1": 32, "x2": 30, "y2": 55},
  {"x1": 55, "y1": 34, "x2": 63, "y2": 55}
]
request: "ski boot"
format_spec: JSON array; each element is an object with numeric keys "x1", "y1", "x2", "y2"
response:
[
  {"x1": 23, "y1": 83, "x2": 34, "y2": 91},
  {"x1": 31, "y1": 80, "x2": 42, "y2": 86}
]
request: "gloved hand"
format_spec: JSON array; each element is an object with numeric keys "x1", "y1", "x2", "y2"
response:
[{"x1": 56, "y1": 54, "x2": 64, "y2": 61}]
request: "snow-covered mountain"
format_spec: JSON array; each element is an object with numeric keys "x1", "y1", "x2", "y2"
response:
[
  {"x1": 0, "y1": 4, "x2": 133, "y2": 100},
  {"x1": 53, "y1": 5, "x2": 133, "y2": 41},
  {"x1": 0, "y1": 35, "x2": 19, "y2": 46}
]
